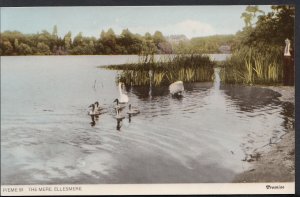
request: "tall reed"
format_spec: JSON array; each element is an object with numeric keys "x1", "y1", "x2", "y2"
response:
[
  {"x1": 223, "y1": 45, "x2": 284, "y2": 84},
  {"x1": 104, "y1": 54, "x2": 215, "y2": 86}
]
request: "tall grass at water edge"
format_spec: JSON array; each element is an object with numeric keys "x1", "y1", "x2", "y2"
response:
[{"x1": 223, "y1": 46, "x2": 284, "y2": 85}]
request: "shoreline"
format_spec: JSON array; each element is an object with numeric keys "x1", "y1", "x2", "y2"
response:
[{"x1": 233, "y1": 85, "x2": 295, "y2": 183}]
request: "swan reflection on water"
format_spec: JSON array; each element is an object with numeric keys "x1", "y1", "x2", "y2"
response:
[
  {"x1": 213, "y1": 67, "x2": 221, "y2": 90},
  {"x1": 88, "y1": 103, "x2": 100, "y2": 127},
  {"x1": 127, "y1": 104, "x2": 140, "y2": 123},
  {"x1": 116, "y1": 119, "x2": 122, "y2": 131},
  {"x1": 90, "y1": 115, "x2": 96, "y2": 127},
  {"x1": 114, "y1": 108, "x2": 125, "y2": 130}
]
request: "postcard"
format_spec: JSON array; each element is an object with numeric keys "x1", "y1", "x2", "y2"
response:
[{"x1": 0, "y1": 4, "x2": 295, "y2": 195}]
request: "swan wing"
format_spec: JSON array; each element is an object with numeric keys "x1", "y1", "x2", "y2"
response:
[
  {"x1": 169, "y1": 81, "x2": 184, "y2": 94},
  {"x1": 120, "y1": 94, "x2": 129, "y2": 103}
]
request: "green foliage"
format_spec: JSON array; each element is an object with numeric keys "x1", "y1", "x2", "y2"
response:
[
  {"x1": 2, "y1": 40, "x2": 14, "y2": 55},
  {"x1": 0, "y1": 26, "x2": 174, "y2": 56},
  {"x1": 118, "y1": 29, "x2": 143, "y2": 54},
  {"x1": 104, "y1": 54, "x2": 214, "y2": 86},
  {"x1": 241, "y1": 5, "x2": 265, "y2": 27},
  {"x1": 36, "y1": 42, "x2": 51, "y2": 55},
  {"x1": 224, "y1": 45, "x2": 283, "y2": 84},
  {"x1": 0, "y1": 25, "x2": 238, "y2": 56},
  {"x1": 225, "y1": 5, "x2": 294, "y2": 85},
  {"x1": 240, "y1": 5, "x2": 295, "y2": 48},
  {"x1": 18, "y1": 43, "x2": 32, "y2": 55},
  {"x1": 63, "y1": 31, "x2": 72, "y2": 51}
]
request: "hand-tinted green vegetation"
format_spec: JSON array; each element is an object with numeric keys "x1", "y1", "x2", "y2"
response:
[
  {"x1": 0, "y1": 5, "x2": 294, "y2": 86},
  {"x1": 104, "y1": 54, "x2": 214, "y2": 86},
  {"x1": 0, "y1": 27, "x2": 171, "y2": 55},
  {"x1": 224, "y1": 5, "x2": 295, "y2": 85},
  {"x1": 0, "y1": 26, "x2": 236, "y2": 56}
]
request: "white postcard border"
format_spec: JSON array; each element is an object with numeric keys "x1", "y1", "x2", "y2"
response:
[{"x1": 1, "y1": 182, "x2": 295, "y2": 196}]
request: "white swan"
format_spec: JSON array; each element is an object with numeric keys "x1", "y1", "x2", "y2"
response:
[
  {"x1": 169, "y1": 81, "x2": 184, "y2": 95},
  {"x1": 127, "y1": 104, "x2": 140, "y2": 115},
  {"x1": 118, "y1": 82, "x2": 129, "y2": 103}
]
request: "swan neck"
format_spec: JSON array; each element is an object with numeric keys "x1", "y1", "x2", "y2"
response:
[{"x1": 118, "y1": 83, "x2": 123, "y2": 95}]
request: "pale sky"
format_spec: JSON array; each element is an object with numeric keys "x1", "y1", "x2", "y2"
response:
[{"x1": 1, "y1": 6, "x2": 272, "y2": 38}]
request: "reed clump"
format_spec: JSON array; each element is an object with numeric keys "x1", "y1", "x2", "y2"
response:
[
  {"x1": 104, "y1": 54, "x2": 215, "y2": 86},
  {"x1": 223, "y1": 46, "x2": 284, "y2": 85}
]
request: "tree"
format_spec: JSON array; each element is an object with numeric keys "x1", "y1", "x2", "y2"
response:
[
  {"x1": 14, "y1": 39, "x2": 19, "y2": 49},
  {"x1": 118, "y1": 29, "x2": 142, "y2": 54},
  {"x1": 36, "y1": 42, "x2": 51, "y2": 55},
  {"x1": 241, "y1": 5, "x2": 265, "y2": 27},
  {"x1": 246, "y1": 5, "x2": 265, "y2": 17},
  {"x1": 18, "y1": 43, "x2": 32, "y2": 55},
  {"x1": 100, "y1": 28, "x2": 117, "y2": 54},
  {"x1": 243, "y1": 5, "x2": 295, "y2": 47},
  {"x1": 73, "y1": 32, "x2": 83, "y2": 46},
  {"x1": 153, "y1": 31, "x2": 168, "y2": 53},
  {"x1": 63, "y1": 31, "x2": 72, "y2": 51},
  {"x1": 2, "y1": 40, "x2": 14, "y2": 55},
  {"x1": 87, "y1": 40, "x2": 96, "y2": 54},
  {"x1": 0, "y1": 27, "x2": 175, "y2": 55},
  {"x1": 241, "y1": 12, "x2": 253, "y2": 27},
  {"x1": 153, "y1": 31, "x2": 166, "y2": 45}
]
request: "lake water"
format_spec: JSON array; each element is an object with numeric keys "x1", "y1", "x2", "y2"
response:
[{"x1": 1, "y1": 55, "x2": 293, "y2": 184}]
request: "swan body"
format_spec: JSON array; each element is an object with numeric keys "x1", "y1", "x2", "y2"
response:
[
  {"x1": 88, "y1": 104, "x2": 97, "y2": 126},
  {"x1": 127, "y1": 104, "x2": 140, "y2": 115},
  {"x1": 113, "y1": 99, "x2": 126, "y2": 110},
  {"x1": 169, "y1": 81, "x2": 184, "y2": 95},
  {"x1": 94, "y1": 101, "x2": 102, "y2": 113},
  {"x1": 118, "y1": 82, "x2": 129, "y2": 103},
  {"x1": 88, "y1": 104, "x2": 100, "y2": 116},
  {"x1": 115, "y1": 108, "x2": 125, "y2": 120}
]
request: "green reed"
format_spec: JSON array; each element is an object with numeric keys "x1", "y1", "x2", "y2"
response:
[
  {"x1": 223, "y1": 46, "x2": 284, "y2": 85},
  {"x1": 104, "y1": 54, "x2": 215, "y2": 86}
]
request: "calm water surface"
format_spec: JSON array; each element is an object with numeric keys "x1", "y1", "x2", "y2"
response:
[{"x1": 1, "y1": 55, "x2": 293, "y2": 184}]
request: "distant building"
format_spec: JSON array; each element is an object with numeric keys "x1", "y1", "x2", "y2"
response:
[
  {"x1": 219, "y1": 45, "x2": 231, "y2": 54},
  {"x1": 166, "y1": 35, "x2": 189, "y2": 45}
]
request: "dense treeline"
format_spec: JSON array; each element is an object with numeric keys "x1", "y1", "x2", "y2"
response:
[
  {"x1": 0, "y1": 27, "x2": 173, "y2": 56},
  {"x1": 0, "y1": 25, "x2": 237, "y2": 56},
  {"x1": 224, "y1": 5, "x2": 295, "y2": 85}
]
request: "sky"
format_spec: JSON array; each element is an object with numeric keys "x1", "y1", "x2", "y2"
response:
[{"x1": 0, "y1": 6, "x2": 272, "y2": 39}]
